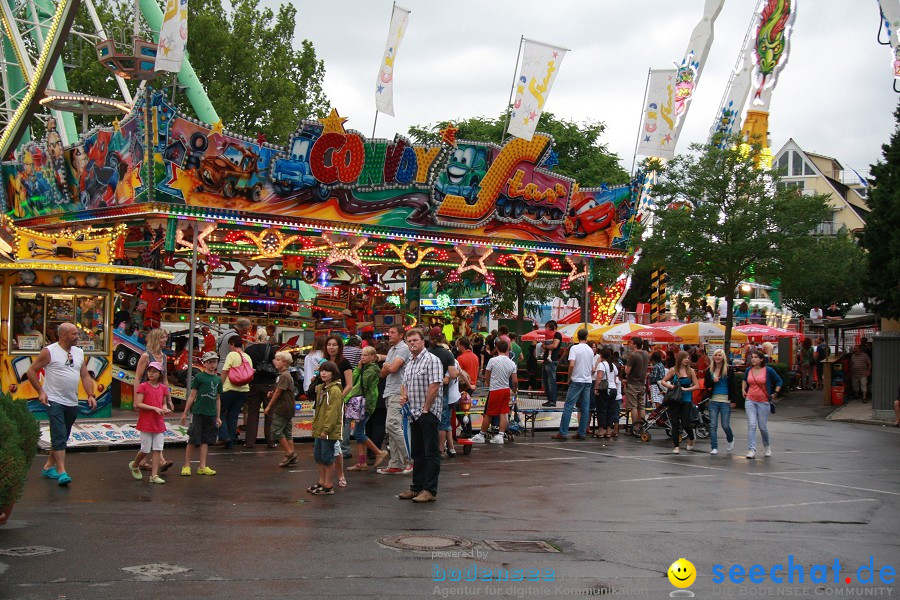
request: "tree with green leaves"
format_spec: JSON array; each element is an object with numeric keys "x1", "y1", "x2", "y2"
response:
[
  {"x1": 412, "y1": 111, "x2": 629, "y2": 330},
  {"x1": 860, "y1": 104, "x2": 900, "y2": 319},
  {"x1": 778, "y1": 230, "x2": 867, "y2": 317},
  {"x1": 639, "y1": 135, "x2": 831, "y2": 346},
  {"x1": 57, "y1": 0, "x2": 329, "y2": 145}
]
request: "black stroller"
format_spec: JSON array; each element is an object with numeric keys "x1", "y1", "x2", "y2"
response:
[{"x1": 636, "y1": 397, "x2": 709, "y2": 442}]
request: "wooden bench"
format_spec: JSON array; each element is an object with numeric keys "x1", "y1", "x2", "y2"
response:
[{"x1": 514, "y1": 389, "x2": 632, "y2": 437}]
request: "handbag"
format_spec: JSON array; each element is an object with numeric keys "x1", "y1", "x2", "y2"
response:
[
  {"x1": 595, "y1": 362, "x2": 609, "y2": 391},
  {"x1": 255, "y1": 344, "x2": 279, "y2": 378},
  {"x1": 663, "y1": 383, "x2": 682, "y2": 404},
  {"x1": 227, "y1": 352, "x2": 254, "y2": 386},
  {"x1": 344, "y1": 395, "x2": 366, "y2": 421}
]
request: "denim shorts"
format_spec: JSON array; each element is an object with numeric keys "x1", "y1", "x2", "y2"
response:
[
  {"x1": 314, "y1": 437, "x2": 336, "y2": 465},
  {"x1": 439, "y1": 400, "x2": 454, "y2": 432},
  {"x1": 352, "y1": 412, "x2": 370, "y2": 443},
  {"x1": 47, "y1": 402, "x2": 78, "y2": 451}
]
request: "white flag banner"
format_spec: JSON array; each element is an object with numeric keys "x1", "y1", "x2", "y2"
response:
[
  {"x1": 636, "y1": 69, "x2": 677, "y2": 160},
  {"x1": 507, "y1": 39, "x2": 567, "y2": 141},
  {"x1": 155, "y1": 0, "x2": 188, "y2": 73},
  {"x1": 375, "y1": 5, "x2": 410, "y2": 117}
]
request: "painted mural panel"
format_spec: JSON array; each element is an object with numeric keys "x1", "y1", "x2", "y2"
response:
[{"x1": 1, "y1": 93, "x2": 636, "y2": 251}]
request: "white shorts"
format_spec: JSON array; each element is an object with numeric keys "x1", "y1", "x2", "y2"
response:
[{"x1": 140, "y1": 432, "x2": 165, "y2": 453}]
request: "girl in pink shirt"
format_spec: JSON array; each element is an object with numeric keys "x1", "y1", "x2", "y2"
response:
[{"x1": 129, "y1": 363, "x2": 172, "y2": 483}]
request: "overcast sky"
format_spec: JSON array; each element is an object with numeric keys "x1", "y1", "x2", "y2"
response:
[{"x1": 279, "y1": 1, "x2": 896, "y2": 178}]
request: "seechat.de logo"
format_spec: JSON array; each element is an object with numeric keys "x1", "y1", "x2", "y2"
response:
[{"x1": 711, "y1": 555, "x2": 896, "y2": 586}]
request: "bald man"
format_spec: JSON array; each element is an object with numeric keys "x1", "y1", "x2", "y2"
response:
[{"x1": 26, "y1": 323, "x2": 96, "y2": 486}]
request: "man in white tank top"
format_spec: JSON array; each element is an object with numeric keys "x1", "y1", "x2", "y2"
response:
[{"x1": 26, "y1": 323, "x2": 96, "y2": 486}]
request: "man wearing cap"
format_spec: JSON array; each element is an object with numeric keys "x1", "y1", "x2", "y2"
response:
[{"x1": 27, "y1": 323, "x2": 97, "y2": 486}]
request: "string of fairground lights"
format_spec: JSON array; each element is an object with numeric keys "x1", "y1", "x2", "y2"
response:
[{"x1": 19, "y1": 203, "x2": 624, "y2": 259}]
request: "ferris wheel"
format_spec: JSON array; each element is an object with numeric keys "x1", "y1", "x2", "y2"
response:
[{"x1": 0, "y1": 0, "x2": 216, "y2": 160}]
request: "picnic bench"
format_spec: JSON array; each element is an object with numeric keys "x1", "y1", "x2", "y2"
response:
[{"x1": 514, "y1": 389, "x2": 632, "y2": 437}]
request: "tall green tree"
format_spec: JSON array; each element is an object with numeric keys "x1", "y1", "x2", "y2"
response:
[
  {"x1": 860, "y1": 104, "x2": 900, "y2": 319},
  {"x1": 54, "y1": 0, "x2": 328, "y2": 144},
  {"x1": 411, "y1": 112, "x2": 629, "y2": 328},
  {"x1": 778, "y1": 230, "x2": 867, "y2": 317},
  {"x1": 639, "y1": 136, "x2": 831, "y2": 346}
]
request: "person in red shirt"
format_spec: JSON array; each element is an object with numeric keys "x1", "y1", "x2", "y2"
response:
[
  {"x1": 201, "y1": 326, "x2": 216, "y2": 353},
  {"x1": 128, "y1": 362, "x2": 172, "y2": 483},
  {"x1": 455, "y1": 337, "x2": 480, "y2": 386}
]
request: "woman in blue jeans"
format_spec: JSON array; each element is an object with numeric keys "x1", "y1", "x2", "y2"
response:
[{"x1": 704, "y1": 349, "x2": 736, "y2": 455}]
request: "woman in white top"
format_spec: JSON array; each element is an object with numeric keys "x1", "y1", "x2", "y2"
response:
[
  {"x1": 302, "y1": 336, "x2": 326, "y2": 398},
  {"x1": 593, "y1": 347, "x2": 620, "y2": 439}
]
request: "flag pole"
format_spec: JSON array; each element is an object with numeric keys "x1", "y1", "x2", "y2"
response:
[
  {"x1": 501, "y1": 35, "x2": 524, "y2": 144},
  {"x1": 631, "y1": 68, "x2": 652, "y2": 176},
  {"x1": 371, "y1": 110, "x2": 379, "y2": 139}
]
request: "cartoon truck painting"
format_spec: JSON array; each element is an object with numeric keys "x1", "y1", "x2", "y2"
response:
[
  {"x1": 434, "y1": 145, "x2": 488, "y2": 204},
  {"x1": 271, "y1": 124, "x2": 329, "y2": 199},
  {"x1": 196, "y1": 140, "x2": 268, "y2": 201}
]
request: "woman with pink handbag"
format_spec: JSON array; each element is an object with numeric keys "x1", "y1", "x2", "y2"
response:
[{"x1": 219, "y1": 336, "x2": 253, "y2": 449}]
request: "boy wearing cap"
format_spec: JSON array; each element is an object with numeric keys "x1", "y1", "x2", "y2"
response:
[
  {"x1": 180, "y1": 352, "x2": 223, "y2": 476},
  {"x1": 129, "y1": 361, "x2": 171, "y2": 484}
]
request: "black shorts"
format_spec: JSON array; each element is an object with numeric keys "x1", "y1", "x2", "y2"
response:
[{"x1": 188, "y1": 414, "x2": 218, "y2": 446}]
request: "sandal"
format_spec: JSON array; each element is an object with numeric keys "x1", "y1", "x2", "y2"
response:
[
  {"x1": 337, "y1": 477, "x2": 347, "y2": 488},
  {"x1": 160, "y1": 460, "x2": 174, "y2": 473},
  {"x1": 446, "y1": 449, "x2": 457, "y2": 458},
  {"x1": 307, "y1": 483, "x2": 324, "y2": 494},
  {"x1": 312, "y1": 486, "x2": 335, "y2": 495}
]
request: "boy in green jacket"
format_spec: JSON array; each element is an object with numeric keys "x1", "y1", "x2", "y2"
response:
[{"x1": 309, "y1": 361, "x2": 344, "y2": 495}]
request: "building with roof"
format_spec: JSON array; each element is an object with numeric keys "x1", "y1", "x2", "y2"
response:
[{"x1": 773, "y1": 139, "x2": 870, "y2": 235}]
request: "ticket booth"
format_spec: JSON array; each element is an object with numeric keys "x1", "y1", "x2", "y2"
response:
[{"x1": 0, "y1": 218, "x2": 171, "y2": 419}]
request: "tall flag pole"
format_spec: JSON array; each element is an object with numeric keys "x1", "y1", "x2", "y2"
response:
[
  {"x1": 506, "y1": 38, "x2": 568, "y2": 142},
  {"x1": 374, "y1": 3, "x2": 410, "y2": 119},
  {"x1": 154, "y1": 0, "x2": 188, "y2": 73}
]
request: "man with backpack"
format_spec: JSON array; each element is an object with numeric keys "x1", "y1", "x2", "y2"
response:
[{"x1": 244, "y1": 337, "x2": 279, "y2": 448}]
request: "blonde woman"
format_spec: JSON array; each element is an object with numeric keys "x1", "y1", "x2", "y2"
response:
[
  {"x1": 703, "y1": 349, "x2": 736, "y2": 455},
  {"x1": 134, "y1": 328, "x2": 175, "y2": 471}
]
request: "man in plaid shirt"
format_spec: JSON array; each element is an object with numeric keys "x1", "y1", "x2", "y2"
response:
[{"x1": 397, "y1": 328, "x2": 444, "y2": 503}]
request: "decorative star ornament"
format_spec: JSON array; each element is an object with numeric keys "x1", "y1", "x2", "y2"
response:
[
  {"x1": 440, "y1": 123, "x2": 459, "y2": 147},
  {"x1": 112, "y1": 117, "x2": 122, "y2": 135},
  {"x1": 319, "y1": 108, "x2": 349, "y2": 135},
  {"x1": 562, "y1": 255, "x2": 588, "y2": 289},
  {"x1": 451, "y1": 246, "x2": 495, "y2": 285},
  {"x1": 318, "y1": 233, "x2": 369, "y2": 278},
  {"x1": 211, "y1": 120, "x2": 224, "y2": 136}
]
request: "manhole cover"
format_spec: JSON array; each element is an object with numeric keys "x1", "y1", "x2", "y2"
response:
[
  {"x1": 380, "y1": 534, "x2": 474, "y2": 552},
  {"x1": 0, "y1": 546, "x2": 63, "y2": 557},
  {"x1": 483, "y1": 540, "x2": 559, "y2": 553},
  {"x1": 121, "y1": 563, "x2": 191, "y2": 579}
]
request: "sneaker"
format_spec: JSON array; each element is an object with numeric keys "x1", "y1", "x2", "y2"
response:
[
  {"x1": 56, "y1": 472, "x2": 71, "y2": 486},
  {"x1": 41, "y1": 467, "x2": 59, "y2": 480},
  {"x1": 412, "y1": 490, "x2": 436, "y2": 503},
  {"x1": 490, "y1": 434, "x2": 505, "y2": 444},
  {"x1": 469, "y1": 433, "x2": 486, "y2": 444},
  {"x1": 726, "y1": 440, "x2": 735, "y2": 452},
  {"x1": 181, "y1": 466, "x2": 191, "y2": 476},
  {"x1": 347, "y1": 463, "x2": 368, "y2": 471},
  {"x1": 376, "y1": 467, "x2": 404, "y2": 475},
  {"x1": 196, "y1": 466, "x2": 217, "y2": 475},
  {"x1": 710, "y1": 449, "x2": 718, "y2": 455},
  {"x1": 764, "y1": 446, "x2": 772, "y2": 457},
  {"x1": 672, "y1": 447, "x2": 680, "y2": 454},
  {"x1": 686, "y1": 442, "x2": 694, "y2": 451},
  {"x1": 149, "y1": 475, "x2": 165, "y2": 484},
  {"x1": 541, "y1": 401, "x2": 556, "y2": 407},
  {"x1": 398, "y1": 490, "x2": 418, "y2": 500},
  {"x1": 128, "y1": 461, "x2": 142, "y2": 480},
  {"x1": 550, "y1": 433, "x2": 567, "y2": 440},
  {"x1": 401, "y1": 463, "x2": 414, "y2": 475},
  {"x1": 746, "y1": 450, "x2": 756, "y2": 459}
]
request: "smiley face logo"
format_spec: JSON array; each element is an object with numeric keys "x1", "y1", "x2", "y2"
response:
[{"x1": 668, "y1": 558, "x2": 696, "y2": 588}]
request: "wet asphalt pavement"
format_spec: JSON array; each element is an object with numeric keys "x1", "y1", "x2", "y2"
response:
[{"x1": 1, "y1": 390, "x2": 898, "y2": 599}]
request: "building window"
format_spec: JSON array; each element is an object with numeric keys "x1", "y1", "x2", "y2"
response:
[
  {"x1": 812, "y1": 211, "x2": 837, "y2": 236},
  {"x1": 778, "y1": 150, "x2": 816, "y2": 177},
  {"x1": 777, "y1": 180, "x2": 805, "y2": 192}
]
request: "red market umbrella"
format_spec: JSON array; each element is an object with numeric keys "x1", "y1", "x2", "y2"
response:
[
  {"x1": 734, "y1": 324, "x2": 803, "y2": 342},
  {"x1": 622, "y1": 328, "x2": 681, "y2": 343},
  {"x1": 521, "y1": 329, "x2": 572, "y2": 343}
]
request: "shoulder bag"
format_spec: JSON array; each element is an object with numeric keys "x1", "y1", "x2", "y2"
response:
[
  {"x1": 227, "y1": 352, "x2": 254, "y2": 386},
  {"x1": 596, "y1": 362, "x2": 609, "y2": 391}
]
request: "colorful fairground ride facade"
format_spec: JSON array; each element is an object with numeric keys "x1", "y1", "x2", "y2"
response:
[{"x1": 0, "y1": 90, "x2": 647, "y2": 414}]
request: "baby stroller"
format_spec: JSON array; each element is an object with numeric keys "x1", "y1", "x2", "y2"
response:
[{"x1": 636, "y1": 397, "x2": 710, "y2": 442}]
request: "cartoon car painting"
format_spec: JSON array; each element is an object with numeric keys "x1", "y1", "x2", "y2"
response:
[
  {"x1": 196, "y1": 140, "x2": 267, "y2": 201},
  {"x1": 271, "y1": 124, "x2": 329, "y2": 199},
  {"x1": 434, "y1": 145, "x2": 488, "y2": 204}
]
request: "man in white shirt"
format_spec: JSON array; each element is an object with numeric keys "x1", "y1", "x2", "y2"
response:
[
  {"x1": 26, "y1": 323, "x2": 96, "y2": 486},
  {"x1": 470, "y1": 339, "x2": 518, "y2": 445},
  {"x1": 809, "y1": 307, "x2": 823, "y2": 321},
  {"x1": 552, "y1": 328, "x2": 594, "y2": 440}
]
